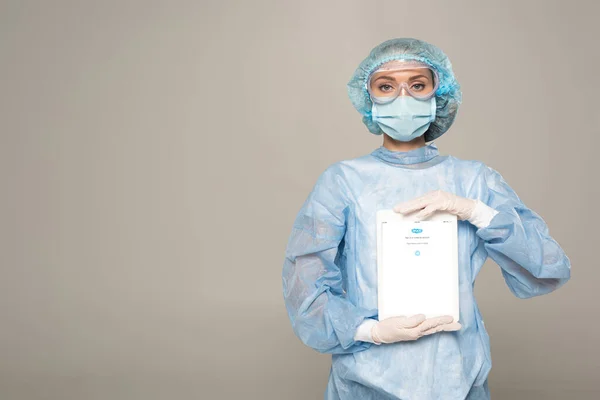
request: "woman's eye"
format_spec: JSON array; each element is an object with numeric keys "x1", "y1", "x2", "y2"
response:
[
  {"x1": 378, "y1": 84, "x2": 394, "y2": 92},
  {"x1": 411, "y1": 83, "x2": 425, "y2": 91}
]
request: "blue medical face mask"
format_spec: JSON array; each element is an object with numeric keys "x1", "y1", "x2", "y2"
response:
[{"x1": 371, "y1": 96, "x2": 437, "y2": 142}]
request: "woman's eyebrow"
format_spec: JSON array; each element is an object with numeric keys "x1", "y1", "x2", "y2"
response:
[
  {"x1": 374, "y1": 74, "x2": 430, "y2": 82},
  {"x1": 408, "y1": 74, "x2": 430, "y2": 81},
  {"x1": 373, "y1": 75, "x2": 395, "y2": 82}
]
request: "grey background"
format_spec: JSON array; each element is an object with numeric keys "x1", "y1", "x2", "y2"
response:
[{"x1": 1, "y1": 0, "x2": 598, "y2": 399}]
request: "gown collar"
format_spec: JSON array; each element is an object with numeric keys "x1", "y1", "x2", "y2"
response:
[{"x1": 370, "y1": 142, "x2": 440, "y2": 166}]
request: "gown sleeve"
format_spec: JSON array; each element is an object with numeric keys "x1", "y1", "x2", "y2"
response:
[
  {"x1": 282, "y1": 164, "x2": 377, "y2": 354},
  {"x1": 471, "y1": 164, "x2": 571, "y2": 299}
]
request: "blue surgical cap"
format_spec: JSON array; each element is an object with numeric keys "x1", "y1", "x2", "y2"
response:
[{"x1": 347, "y1": 38, "x2": 462, "y2": 142}]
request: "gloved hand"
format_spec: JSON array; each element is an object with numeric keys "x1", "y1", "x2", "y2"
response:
[
  {"x1": 371, "y1": 314, "x2": 462, "y2": 344},
  {"x1": 393, "y1": 190, "x2": 477, "y2": 221}
]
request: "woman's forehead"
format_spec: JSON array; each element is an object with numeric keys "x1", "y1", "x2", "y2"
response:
[{"x1": 370, "y1": 68, "x2": 433, "y2": 81}]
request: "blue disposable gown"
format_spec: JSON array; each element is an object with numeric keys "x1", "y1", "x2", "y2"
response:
[{"x1": 282, "y1": 143, "x2": 571, "y2": 400}]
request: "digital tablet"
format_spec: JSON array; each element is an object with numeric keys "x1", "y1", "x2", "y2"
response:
[{"x1": 376, "y1": 209, "x2": 459, "y2": 322}]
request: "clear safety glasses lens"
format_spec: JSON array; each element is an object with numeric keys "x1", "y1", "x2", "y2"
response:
[{"x1": 367, "y1": 67, "x2": 439, "y2": 104}]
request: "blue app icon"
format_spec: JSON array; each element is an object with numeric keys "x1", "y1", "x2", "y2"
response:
[{"x1": 415, "y1": 250, "x2": 421, "y2": 256}]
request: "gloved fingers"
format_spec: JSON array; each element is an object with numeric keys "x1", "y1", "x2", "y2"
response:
[
  {"x1": 401, "y1": 328, "x2": 423, "y2": 341},
  {"x1": 397, "y1": 314, "x2": 427, "y2": 328},
  {"x1": 393, "y1": 200, "x2": 422, "y2": 215},
  {"x1": 419, "y1": 324, "x2": 445, "y2": 336},
  {"x1": 414, "y1": 204, "x2": 440, "y2": 221},
  {"x1": 442, "y1": 322, "x2": 462, "y2": 331},
  {"x1": 417, "y1": 315, "x2": 454, "y2": 333},
  {"x1": 421, "y1": 322, "x2": 462, "y2": 336},
  {"x1": 377, "y1": 314, "x2": 426, "y2": 328},
  {"x1": 393, "y1": 195, "x2": 431, "y2": 214},
  {"x1": 393, "y1": 190, "x2": 443, "y2": 215},
  {"x1": 372, "y1": 315, "x2": 428, "y2": 343}
]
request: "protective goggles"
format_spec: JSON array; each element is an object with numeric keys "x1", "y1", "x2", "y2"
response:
[{"x1": 367, "y1": 60, "x2": 439, "y2": 104}]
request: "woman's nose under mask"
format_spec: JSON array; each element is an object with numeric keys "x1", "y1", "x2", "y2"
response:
[{"x1": 371, "y1": 96, "x2": 437, "y2": 142}]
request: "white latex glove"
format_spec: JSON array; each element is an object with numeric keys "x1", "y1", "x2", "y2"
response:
[
  {"x1": 371, "y1": 314, "x2": 462, "y2": 344},
  {"x1": 394, "y1": 190, "x2": 476, "y2": 220},
  {"x1": 393, "y1": 190, "x2": 498, "y2": 228}
]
